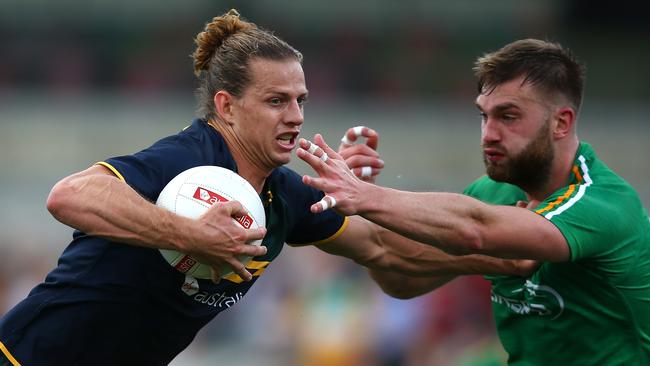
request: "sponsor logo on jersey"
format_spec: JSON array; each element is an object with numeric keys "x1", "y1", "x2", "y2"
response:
[
  {"x1": 491, "y1": 280, "x2": 564, "y2": 320},
  {"x1": 192, "y1": 187, "x2": 254, "y2": 229},
  {"x1": 192, "y1": 290, "x2": 244, "y2": 309},
  {"x1": 180, "y1": 274, "x2": 244, "y2": 309},
  {"x1": 181, "y1": 275, "x2": 200, "y2": 296},
  {"x1": 175, "y1": 255, "x2": 198, "y2": 273}
]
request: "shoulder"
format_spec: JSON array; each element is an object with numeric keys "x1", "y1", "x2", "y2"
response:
[
  {"x1": 537, "y1": 146, "x2": 648, "y2": 260},
  {"x1": 463, "y1": 175, "x2": 527, "y2": 205},
  {"x1": 101, "y1": 119, "x2": 236, "y2": 200},
  {"x1": 547, "y1": 144, "x2": 643, "y2": 221},
  {"x1": 162, "y1": 119, "x2": 230, "y2": 161}
]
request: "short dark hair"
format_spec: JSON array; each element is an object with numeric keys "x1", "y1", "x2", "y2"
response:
[
  {"x1": 192, "y1": 9, "x2": 303, "y2": 121},
  {"x1": 473, "y1": 39, "x2": 586, "y2": 111}
]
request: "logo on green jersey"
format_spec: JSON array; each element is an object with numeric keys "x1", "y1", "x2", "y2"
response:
[{"x1": 491, "y1": 280, "x2": 565, "y2": 320}]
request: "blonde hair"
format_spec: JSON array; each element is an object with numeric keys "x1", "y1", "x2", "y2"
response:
[{"x1": 192, "y1": 9, "x2": 303, "y2": 120}]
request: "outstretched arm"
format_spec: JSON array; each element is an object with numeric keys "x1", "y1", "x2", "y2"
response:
[
  {"x1": 297, "y1": 135, "x2": 569, "y2": 262},
  {"x1": 313, "y1": 216, "x2": 538, "y2": 297},
  {"x1": 47, "y1": 164, "x2": 267, "y2": 282}
]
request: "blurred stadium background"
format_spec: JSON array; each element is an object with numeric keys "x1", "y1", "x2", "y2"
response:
[{"x1": 1, "y1": 1, "x2": 648, "y2": 365}]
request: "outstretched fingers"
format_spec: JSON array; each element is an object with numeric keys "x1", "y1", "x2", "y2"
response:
[
  {"x1": 339, "y1": 126, "x2": 379, "y2": 151},
  {"x1": 297, "y1": 138, "x2": 340, "y2": 177},
  {"x1": 311, "y1": 195, "x2": 336, "y2": 214}
]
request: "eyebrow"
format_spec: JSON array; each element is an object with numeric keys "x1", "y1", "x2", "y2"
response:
[
  {"x1": 476, "y1": 102, "x2": 520, "y2": 113},
  {"x1": 261, "y1": 89, "x2": 309, "y2": 98}
]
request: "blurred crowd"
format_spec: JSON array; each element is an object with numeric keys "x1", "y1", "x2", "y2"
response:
[{"x1": 0, "y1": 1, "x2": 648, "y2": 103}]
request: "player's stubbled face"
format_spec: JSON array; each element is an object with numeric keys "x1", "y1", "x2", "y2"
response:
[
  {"x1": 476, "y1": 77, "x2": 555, "y2": 189},
  {"x1": 230, "y1": 58, "x2": 308, "y2": 171}
]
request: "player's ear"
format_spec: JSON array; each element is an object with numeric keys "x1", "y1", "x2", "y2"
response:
[
  {"x1": 214, "y1": 91, "x2": 236, "y2": 126},
  {"x1": 552, "y1": 106, "x2": 576, "y2": 139}
]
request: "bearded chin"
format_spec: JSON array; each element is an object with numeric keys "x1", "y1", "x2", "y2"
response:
[{"x1": 484, "y1": 126, "x2": 554, "y2": 192}]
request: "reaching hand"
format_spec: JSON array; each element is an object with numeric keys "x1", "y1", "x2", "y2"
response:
[
  {"x1": 337, "y1": 126, "x2": 383, "y2": 183},
  {"x1": 297, "y1": 134, "x2": 368, "y2": 216},
  {"x1": 184, "y1": 200, "x2": 267, "y2": 283}
]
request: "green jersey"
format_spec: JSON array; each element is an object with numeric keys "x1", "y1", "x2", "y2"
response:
[{"x1": 464, "y1": 142, "x2": 650, "y2": 365}]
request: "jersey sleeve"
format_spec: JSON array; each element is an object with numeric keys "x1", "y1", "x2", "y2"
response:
[
  {"x1": 534, "y1": 183, "x2": 637, "y2": 262},
  {"x1": 98, "y1": 134, "x2": 204, "y2": 201},
  {"x1": 277, "y1": 169, "x2": 347, "y2": 246}
]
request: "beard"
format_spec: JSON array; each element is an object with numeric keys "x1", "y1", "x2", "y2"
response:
[{"x1": 483, "y1": 123, "x2": 554, "y2": 192}]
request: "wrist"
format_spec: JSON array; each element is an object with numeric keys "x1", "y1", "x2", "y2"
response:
[
  {"x1": 356, "y1": 182, "x2": 383, "y2": 215},
  {"x1": 157, "y1": 209, "x2": 194, "y2": 252}
]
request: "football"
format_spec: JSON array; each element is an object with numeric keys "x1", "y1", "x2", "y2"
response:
[{"x1": 156, "y1": 165, "x2": 266, "y2": 279}]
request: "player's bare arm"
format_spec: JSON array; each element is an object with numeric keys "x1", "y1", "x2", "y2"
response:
[
  {"x1": 310, "y1": 215, "x2": 538, "y2": 277},
  {"x1": 297, "y1": 135, "x2": 569, "y2": 262},
  {"x1": 47, "y1": 164, "x2": 267, "y2": 281}
]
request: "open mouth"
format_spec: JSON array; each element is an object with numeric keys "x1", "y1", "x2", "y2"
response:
[{"x1": 277, "y1": 132, "x2": 299, "y2": 148}]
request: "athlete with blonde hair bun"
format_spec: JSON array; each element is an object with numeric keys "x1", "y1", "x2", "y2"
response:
[{"x1": 1, "y1": 11, "x2": 537, "y2": 365}]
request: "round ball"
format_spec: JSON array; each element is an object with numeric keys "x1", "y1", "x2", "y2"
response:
[{"x1": 156, "y1": 166, "x2": 266, "y2": 279}]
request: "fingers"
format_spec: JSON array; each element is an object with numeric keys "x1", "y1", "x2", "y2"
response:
[
  {"x1": 301, "y1": 173, "x2": 328, "y2": 192},
  {"x1": 244, "y1": 227, "x2": 267, "y2": 242},
  {"x1": 338, "y1": 143, "x2": 380, "y2": 159},
  {"x1": 313, "y1": 134, "x2": 340, "y2": 159},
  {"x1": 212, "y1": 255, "x2": 254, "y2": 283},
  {"x1": 340, "y1": 126, "x2": 379, "y2": 150},
  {"x1": 226, "y1": 259, "x2": 252, "y2": 282},
  {"x1": 315, "y1": 195, "x2": 337, "y2": 212},
  {"x1": 237, "y1": 241, "x2": 267, "y2": 257},
  {"x1": 306, "y1": 138, "x2": 329, "y2": 162},
  {"x1": 297, "y1": 142, "x2": 328, "y2": 172},
  {"x1": 219, "y1": 200, "x2": 247, "y2": 217},
  {"x1": 353, "y1": 166, "x2": 381, "y2": 179},
  {"x1": 298, "y1": 138, "x2": 328, "y2": 162},
  {"x1": 344, "y1": 154, "x2": 384, "y2": 169}
]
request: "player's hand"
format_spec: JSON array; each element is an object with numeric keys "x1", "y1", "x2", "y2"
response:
[
  {"x1": 297, "y1": 134, "x2": 368, "y2": 216},
  {"x1": 513, "y1": 259, "x2": 541, "y2": 277},
  {"x1": 338, "y1": 126, "x2": 383, "y2": 183},
  {"x1": 185, "y1": 200, "x2": 267, "y2": 283}
]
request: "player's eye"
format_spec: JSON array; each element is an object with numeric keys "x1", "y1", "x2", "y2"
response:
[
  {"x1": 297, "y1": 96, "x2": 308, "y2": 106},
  {"x1": 268, "y1": 97, "x2": 283, "y2": 106},
  {"x1": 502, "y1": 114, "x2": 517, "y2": 122},
  {"x1": 479, "y1": 112, "x2": 488, "y2": 123}
]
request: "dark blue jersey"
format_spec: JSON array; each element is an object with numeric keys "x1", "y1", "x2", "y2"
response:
[{"x1": 0, "y1": 119, "x2": 347, "y2": 366}]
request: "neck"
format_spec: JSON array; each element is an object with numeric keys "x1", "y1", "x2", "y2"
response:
[
  {"x1": 207, "y1": 119, "x2": 269, "y2": 193},
  {"x1": 526, "y1": 137, "x2": 580, "y2": 202}
]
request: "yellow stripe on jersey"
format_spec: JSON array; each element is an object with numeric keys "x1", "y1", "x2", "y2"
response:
[
  {"x1": 289, "y1": 216, "x2": 350, "y2": 247},
  {"x1": 535, "y1": 163, "x2": 584, "y2": 215},
  {"x1": 0, "y1": 341, "x2": 21, "y2": 366},
  {"x1": 572, "y1": 165, "x2": 583, "y2": 183},
  {"x1": 222, "y1": 260, "x2": 270, "y2": 283},
  {"x1": 95, "y1": 161, "x2": 126, "y2": 182},
  {"x1": 536, "y1": 184, "x2": 576, "y2": 215},
  {"x1": 245, "y1": 260, "x2": 270, "y2": 270}
]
